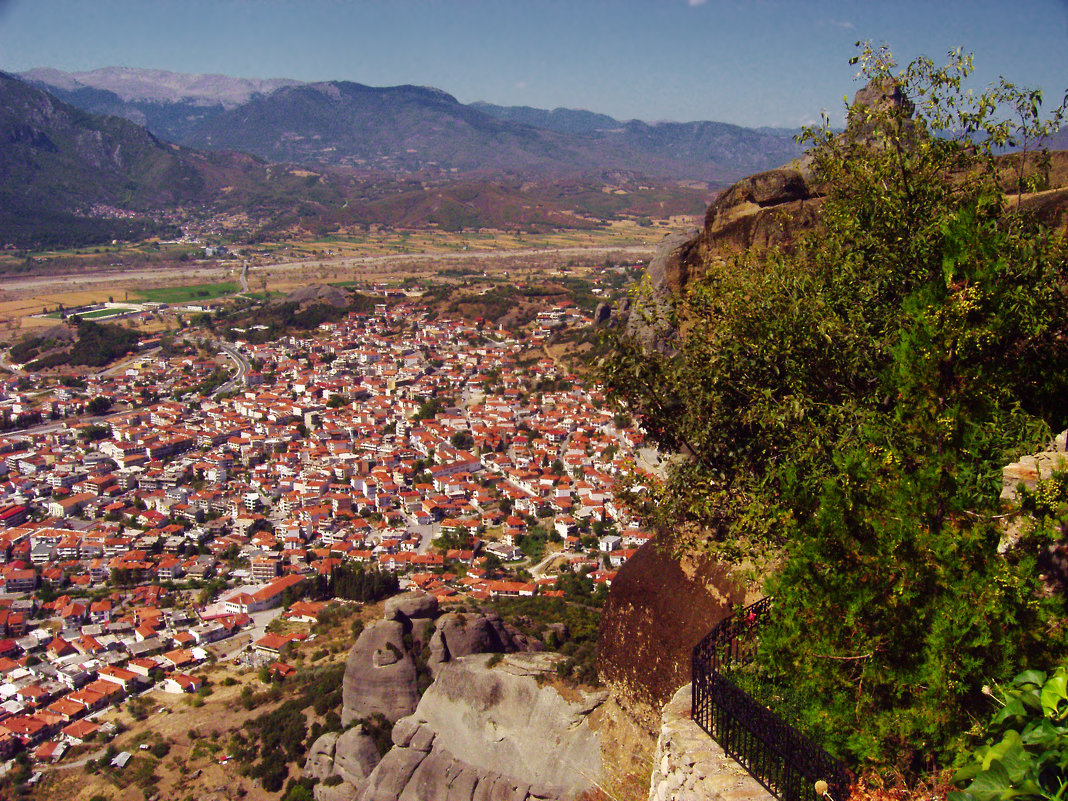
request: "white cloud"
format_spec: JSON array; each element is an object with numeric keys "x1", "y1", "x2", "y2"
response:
[{"x1": 688, "y1": 0, "x2": 708, "y2": 6}]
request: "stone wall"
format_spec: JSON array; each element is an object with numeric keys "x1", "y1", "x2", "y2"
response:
[{"x1": 648, "y1": 684, "x2": 772, "y2": 801}]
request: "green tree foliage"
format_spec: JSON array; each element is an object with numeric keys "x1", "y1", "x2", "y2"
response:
[
  {"x1": 235, "y1": 663, "x2": 345, "y2": 790},
  {"x1": 601, "y1": 45, "x2": 1068, "y2": 772},
  {"x1": 329, "y1": 563, "x2": 400, "y2": 602},
  {"x1": 87, "y1": 396, "x2": 112, "y2": 415}
]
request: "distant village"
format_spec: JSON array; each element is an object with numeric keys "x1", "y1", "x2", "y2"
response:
[{"x1": 0, "y1": 296, "x2": 653, "y2": 766}]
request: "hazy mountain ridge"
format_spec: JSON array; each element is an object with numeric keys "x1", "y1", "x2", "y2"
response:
[
  {"x1": 24, "y1": 66, "x2": 805, "y2": 181},
  {"x1": 20, "y1": 66, "x2": 301, "y2": 107},
  {"x1": 0, "y1": 73, "x2": 713, "y2": 249}
]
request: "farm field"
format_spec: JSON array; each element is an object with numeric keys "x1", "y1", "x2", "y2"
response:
[
  {"x1": 135, "y1": 282, "x2": 241, "y2": 304},
  {"x1": 0, "y1": 218, "x2": 690, "y2": 341}
]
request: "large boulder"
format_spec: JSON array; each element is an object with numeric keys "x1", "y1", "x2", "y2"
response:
[
  {"x1": 304, "y1": 731, "x2": 339, "y2": 782},
  {"x1": 307, "y1": 726, "x2": 382, "y2": 801},
  {"x1": 334, "y1": 725, "x2": 383, "y2": 787},
  {"x1": 384, "y1": 590, "x2": 440, "y2": 623},
  {"x1": 358, "y1": 653, "x2": 607, "y2": 801},
  {"x1": 342, "y1": 619, "x2": 420, "y2": 726},
  {"x1": 597, "y1": 536, "x2": 748, "y2": 730}
]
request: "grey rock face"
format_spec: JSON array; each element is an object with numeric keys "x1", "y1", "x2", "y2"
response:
[
  {"x1": 317, "y1": 596, "x2": 554, "y2": 795},
  {"x1": 385, "y1": 590, "x2": 440, "y2": 623},
  {"x1": 593, "y1": 302, "x2": 612, "y2": 326},
  {"x1": 342, "y1": 619, "x2": 420, "y2": 726},
  {"x1": 625, "y1": 230, "x2": 698, "y2": 349},
  {"x1": 357, "y1": 653, "x2": 607, "y2": 801},
  {"x1": 306, "y1": 726, "x2": 381, "y2": 801},
  {"x1": 436, "y1": 611, "x2": 509, "y2": 659},
  {"x1": 304, "y1": 731, "x2": 339, "y2": 782},
  {"x1": 334, "y1": 726, "x2": 382, "y2": 786}
]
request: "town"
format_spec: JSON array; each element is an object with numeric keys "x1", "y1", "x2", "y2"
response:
[{"x1": 0, "y1": 288, "x2": 654, "y2": 776}]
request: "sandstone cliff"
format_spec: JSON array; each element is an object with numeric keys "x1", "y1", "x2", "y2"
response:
[
  {"x1": 308, "y1": 592, "x2": 545, "y2": 800},
  {"x1": 358, "y1": 653, "x2": 607, "y2": 801},
  {"x1": 597, "y1": 537, "x2": 748, "y2": 733}
]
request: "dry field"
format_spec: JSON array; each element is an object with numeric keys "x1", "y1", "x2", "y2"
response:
[{"x1": 0, "y1": 220, "x2": 690, "y2": 341}]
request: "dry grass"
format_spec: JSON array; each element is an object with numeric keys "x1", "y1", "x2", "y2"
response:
[{"x1": 847, "y1": 771, "x2": 954, "y2": 801}]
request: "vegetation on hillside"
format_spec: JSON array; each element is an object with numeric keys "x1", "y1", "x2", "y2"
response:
[
  {"x1": 602, "y1": 45, "x2": 1068, "y2": 776},
  {"x1": 18, "y1": 317, "x2": 141, "y2": 370}
]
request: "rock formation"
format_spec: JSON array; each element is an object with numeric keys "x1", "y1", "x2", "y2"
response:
[
  {"x1": 625, "y1": 81, "x2": 1068, "y2": 349},
  {"x1": 309, "y1": 592, "x2": 544, "y2": 799},
  {"x1": 358, "y1": 653, "x2": 607, "y2": 801},
  {"x1": 341, "y1": 618, "x2": 421, "y2": 727},
  {"x1": 306, "y1": 727, "x2": 383, "y2": 801},
  {"x1": 597, "y1": 538, "x2": 748, "y2": 732}
]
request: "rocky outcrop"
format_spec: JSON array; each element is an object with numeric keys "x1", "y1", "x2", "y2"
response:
[
  {"x1": 429, "y1": 611, "x2": 517, "y2": 670},
  {"x1": 649, "y1": 684, "x2": 773, "y2": 801},
  {"x1": 627, "y1": 80, "x2": 1068, "y2": 346},
  {"x1": 311, "y1": 592, "x2": 545, "y2": 794},
  {"x1": 624, "y1": 165, "x2": 822, "y2": 347},
  {"x1": 625, "y1": 229, "x2": 700, "y2": 346},
  {"x1": 341, "y1": 618, "x2": 420, "y2": 727},
  {"x1": 1001, "y1": 430, "x2": 1068, "y2": 501},
  {"x1": 358, "y1": 653, "x2": 607, "y2": 801},
  {"x1": 339, "y1": 593, "x2": 539, "y2": 728},
  {"x1": 384, "y1": 590, "x2": 440, "y2": 623},
  {"x1": 307, "y1": 727, "x2": 382, "y2": 801},
  {"x1": 598, "y1": 538, "x2": 748, "y2": 731}
]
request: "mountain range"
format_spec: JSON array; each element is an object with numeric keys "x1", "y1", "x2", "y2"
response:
[
  {"x1": 21, "y1": 67, "x2": 805, "y2": 182},
  {"x1": 0, "y1": 70, "x2": 723, "y2": 250}
]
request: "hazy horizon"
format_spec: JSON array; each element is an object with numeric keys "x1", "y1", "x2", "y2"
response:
[{"x1": 2, "y1": 0, "x2": 1067, "y2": 129}]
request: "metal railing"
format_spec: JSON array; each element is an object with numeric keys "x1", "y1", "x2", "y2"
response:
[{"x1": 691, "y1": 597, "x2": 851, "y2": 801}]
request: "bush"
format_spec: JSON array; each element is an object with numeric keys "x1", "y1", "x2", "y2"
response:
[
  {"x1": 150, "y1": 740, "x2": 171, "y2": 759},
  {"x1": 950, "y1": 668, "x2": 1068, "y2": 801}
]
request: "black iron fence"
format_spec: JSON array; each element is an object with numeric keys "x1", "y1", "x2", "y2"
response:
[{"x1": 691, "y1": 597, "x2": 851, "y2": 801}]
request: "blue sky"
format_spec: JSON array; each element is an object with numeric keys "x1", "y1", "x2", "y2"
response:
[{"x1": 1, "y1": 0, "x2": 1066, "y2": 127}]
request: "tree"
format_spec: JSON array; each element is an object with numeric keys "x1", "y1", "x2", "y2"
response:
[
  {"x1": 451, "y1": 430, "x2": 474, "y2": 450},
  {"x1": 87, "y1": 396, "x2": 112, "y2": 416},
  {"x1": 601, "y1": 45, "x2": 1068, "y2": 773}
]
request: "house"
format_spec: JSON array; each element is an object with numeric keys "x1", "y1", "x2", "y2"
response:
[
  {"x1": 34, "y1": 739, "x2": 67, "y2": 762},
  {"x1": 159, "y1": 648, "x2": 196, "y2": 671},
  {"x1": 284, "y1": 600, "x2": 326, "y2": 623},
  {"x1": 60, "y1": 718, "x2": 100, "y2": 744},
  {"x1": 162, "y1": 673, "x2": 202, "y2": 694},
  {"x1": 223, "y1": 574, "x2": 305, "y2": 614},
  {"x1": 125, "y1": 657, "x2": 160, "y2": 678},
  {"x1": 97, "y1": 665, "x2": 141, "y2": 692},
  {"x1": 45, "y1": 698, "x2": 87, "y2": 724}
]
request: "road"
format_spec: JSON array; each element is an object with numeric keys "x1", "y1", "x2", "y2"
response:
[
  {"x1": 529, "y1": 551, "x2": 564, "y2": 580},
  {"x1": 213, "y1": 341, "x2": 251, "y2": 398}
]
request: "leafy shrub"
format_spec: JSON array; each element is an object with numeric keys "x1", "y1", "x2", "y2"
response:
[{"x1": 950, "y1": 668, "x2": 1068, "y2": 801}]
